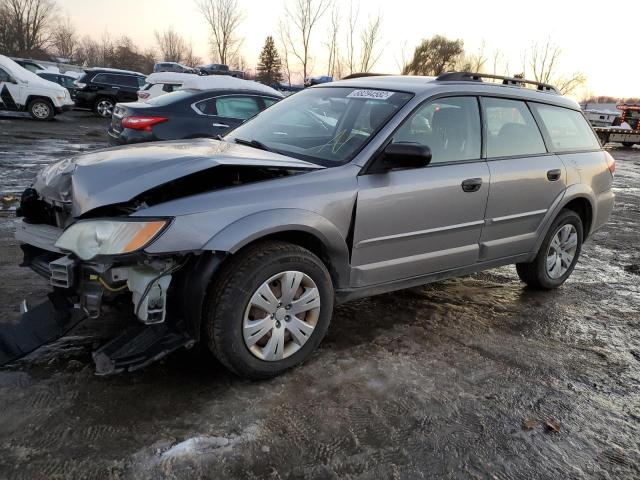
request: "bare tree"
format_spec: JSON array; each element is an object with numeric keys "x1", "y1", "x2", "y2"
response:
[
  {"x1": 283, "y1": 0, "x2": 331, "y2": 80},
  {"x1": 325, "y1": 6, "x2": 339, "y2": 77},
  {"x1": 277, "y1": 20, "x2": 292, "y2": 84},
  {"x1": 345, "y1": 0, "x2": 358, "y2": 75},
  {"x1": 358, "y1": 14, "x2": 383, "y2": 72},
  {"x1": 154, "y1": 27, "x2": 187, "y2": 62},
  {"x1": 394, "y1": 40, "x2": 411, "y2": 74},
  {"x1": 50, "y1": 15, "x2": 76, "y2": 60},
  {"x1": 183, "y1": 41, "x2": 202, "y2": 67},
  {"x1": 528, "y1": 39, "x2": 586, "y2": 95},
  {"x1": 0, "y1": 0, "x2": 55, "y2": 56},
  {"x1": 196, "y1": 0, "x2": 244, "y2": 65}
]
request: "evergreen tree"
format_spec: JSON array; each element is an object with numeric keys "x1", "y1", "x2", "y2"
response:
[{"x1": 256, "y1": 36, "x2": 283, "y2": 86}]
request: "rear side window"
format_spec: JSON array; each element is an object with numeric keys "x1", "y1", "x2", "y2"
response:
[
  {"x1": 263, "y1": 97, "x2": 279, "y2": 107},
  {"x1": 394, "y1": 96, "x2": 481, "y2": 164},
  {"x1": 92, "y1": 73, "x2": 114, "y2": 84},
  {"x1": 531, "y1": 104, "x2": 601, "y2": 151},
  {"x1": 215, "y1": 96, "x2": 260, "y2": 119},
  {"x1": 483, "y1": 97, "x2": 546, "y2": 158}
]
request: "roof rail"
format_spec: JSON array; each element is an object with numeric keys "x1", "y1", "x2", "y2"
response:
[
  {"x1": 435, "y1": 72, "x2": 558, "y2": 93},
  {"x1": 341, "y1": 72, "x2": 390, "y2": 80}
]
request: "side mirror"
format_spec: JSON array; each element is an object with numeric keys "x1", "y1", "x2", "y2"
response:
[{"x1": 369, "y1": 142, "x2": 432, "y2": 173}]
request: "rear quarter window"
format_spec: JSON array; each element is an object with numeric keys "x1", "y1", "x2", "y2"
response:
[{"x1": 531, "y1": 104, "x2": 601, "y2": 152}]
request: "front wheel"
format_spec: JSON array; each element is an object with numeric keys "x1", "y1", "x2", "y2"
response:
[
  {"x1": 203, "y1": 241, "x2": 334, "y2": 379},
  {"x1": 28, "y1": 99, "x2": 54, "y2": 120},
  {"x1": 516, "y1": 209, "x2": 583, "y2": 290}
]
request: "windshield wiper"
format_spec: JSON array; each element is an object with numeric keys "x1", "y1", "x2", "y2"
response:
[{"x1": 233, "y1": 138, "x2": 274, "y2": 153}]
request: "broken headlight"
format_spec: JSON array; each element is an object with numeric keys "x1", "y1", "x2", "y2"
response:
[{"x1": 55, "y1": 219, "x2": 168, "y2": 260}]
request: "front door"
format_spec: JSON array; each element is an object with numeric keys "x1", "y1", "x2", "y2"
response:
[
  {"x1": 351, "y1": 96, "x2": 490, "y2": 287},
  {"x1": 479, "y1": 97, "x2": 566, "y2": 260},
  {"x1": 0, "y1": 67, "x2": 24, "y2": 111}
]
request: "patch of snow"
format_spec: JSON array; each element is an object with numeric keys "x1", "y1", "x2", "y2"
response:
[
  {"x1": 145, "y1": 72, "x2": 200, "y2": 84},
  {"x1": 162, "y1": 436, "x2": 230, "y2": 458},
  {"x1": 85, "y1": 66, "x2": 146, "y2": 76},
  {"x1": 181, "y1": 75, "x2": 283, "y2": 97}
]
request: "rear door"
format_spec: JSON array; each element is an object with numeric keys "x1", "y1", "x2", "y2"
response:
[
  {"x1": 352, "y1": 96, "x2": 490, "y2": 287},
  {"x1": 479, "y1": 97, "x2": 566, "y2": 260},
  {"x1": 193, "y1": 95, "x2": 261, "y2": 137}
]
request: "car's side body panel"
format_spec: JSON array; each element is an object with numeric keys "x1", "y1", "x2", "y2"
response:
[{"x1": 352, "y1": 161, "x2": 490, "y2": 287}]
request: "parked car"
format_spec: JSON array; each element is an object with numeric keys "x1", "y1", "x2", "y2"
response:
[
  {"x1": 0, "y1": 55, "x2": 74, "y2": 120},
  {"x1": 73, "y1": 68, "x2": 146, "y2": 117},
  {"x1": 10, "y1": 57, "x2": 47, "y2": 73},
  {"x1": 109, "y1": 79, "x2": 282, "y2": 144},
  {"x1": 36, "y1": 71, "x2": 78, "y2": 100},
  {"x1": 137, "y1": 72, "x2": 199, "y2": 101},
  {"x1": 153, "y1": 62, "x2": 198, "y2": 74},
  {"x1": 304, "y1": 75, "x2": 333, "y2": 87},
  {"x1": 10, "y1": 73, "x2": 615, "y2": 379},
  {"x1": 198, "y1": 63, "x2": 244, "y2": 78}
]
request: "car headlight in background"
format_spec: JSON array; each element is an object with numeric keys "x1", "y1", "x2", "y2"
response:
[{"x1": 55, "y1": 220, "x2": 168, "y2": 260}]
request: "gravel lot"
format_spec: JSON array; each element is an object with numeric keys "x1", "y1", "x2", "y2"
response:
[{"x1": 0, "y1": 111, "x2": 638, "y2": 480}]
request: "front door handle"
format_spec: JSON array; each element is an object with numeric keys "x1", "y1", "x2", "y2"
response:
[
  {"x1": 212, "y1": 123, "x2": 229, "y2": 128},
  {"x1": 461, "y1": 178, "x2": 482, "y2": 192},
  {"x1": 547, "y1": 169, "x2": 561, "y2": 181}
]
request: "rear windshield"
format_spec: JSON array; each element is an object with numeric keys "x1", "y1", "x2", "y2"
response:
[
  {"x1": 145, "y1": 89, "x2": 194, "y2": 106},
  {"x1": 531, "y1": 103, "x2": 601, "y2": 152}
]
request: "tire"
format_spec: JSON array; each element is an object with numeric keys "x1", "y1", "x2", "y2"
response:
[
  {"x1": 27, "y1": 99, "x2": 54, "y2": 120},
  {"x1": 93, "y1": 97, "x2": 115, "y2": 117},
  {"x1": 516, "y1": 209, "x2": 583, "y2": 290},
  {"x1": 622, "y1": 142, "x2": 635, "y2": 148},
  {"x1": 203, "y1": 240, "x2": 334, "y2": 379}
]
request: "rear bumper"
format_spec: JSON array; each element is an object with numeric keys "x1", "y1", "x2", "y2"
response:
[
  {"x1": 107, "y1": 127, "x2": 155, "y2": 145},
  {"x1": 591, "y1": 189, "x2": 615, "y2": 235}
]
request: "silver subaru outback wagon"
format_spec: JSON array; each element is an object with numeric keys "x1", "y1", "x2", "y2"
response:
[{"x1": 8, "y1": 72, "x2": 615, "y2": 378}]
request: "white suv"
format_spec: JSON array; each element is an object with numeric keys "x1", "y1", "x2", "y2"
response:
[{"x1": 0, "y1": 55, "x2": 74, "y2": 120}]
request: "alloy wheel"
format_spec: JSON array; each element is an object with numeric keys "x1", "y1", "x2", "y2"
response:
[
  {"x1": 32, "y1": 102, "x2": 50, "y2": 119},
  {"x1": 546, "y1": 224, "x2": 578, "y2": 279},
  {"x1": 243, "y1": 271, "x2": 321, "y2": 361},
  {"x1": 96, "y1": 100, "x2": 114, "y2": 117}
]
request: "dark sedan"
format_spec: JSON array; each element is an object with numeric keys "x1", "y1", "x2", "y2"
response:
[{"x1": 107, "y1": 88, "x2": 282, "y2": 145}]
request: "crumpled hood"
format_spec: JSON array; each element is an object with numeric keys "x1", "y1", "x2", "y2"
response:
[{"x1": 33, "y1": 139, "x2": 321, "y2": 216}]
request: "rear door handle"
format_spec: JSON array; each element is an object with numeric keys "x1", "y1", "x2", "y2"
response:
[
  {"x1": 212, "y1": 123, "x2": 229, "y2": 128},
  {"x1": 547, "y1": 169, "x2": 561, "y2": 181},
  {"x1": 461, "y1": 178, "x2": 482, "y2": 192}
]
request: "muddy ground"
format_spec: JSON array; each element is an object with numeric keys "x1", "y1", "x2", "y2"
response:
[{"x1": 0, "y1": 111, "x2": 638, "y2": 480}]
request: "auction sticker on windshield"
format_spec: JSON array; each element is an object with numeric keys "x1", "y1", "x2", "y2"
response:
[{"x1": 346, "y1": 90, "x2": 395, "y2": 100}]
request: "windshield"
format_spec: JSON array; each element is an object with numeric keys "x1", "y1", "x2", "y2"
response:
[{"x1": 225, "y1": 87, "x2": 413, "y2": 166}]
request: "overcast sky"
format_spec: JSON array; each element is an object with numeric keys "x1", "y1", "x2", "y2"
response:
[{"x1": 60, "y1": 0, "x2": 639, "y2": 98}]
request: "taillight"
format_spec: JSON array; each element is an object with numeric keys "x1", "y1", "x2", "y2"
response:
[
  {"x1": 138, "y1": 92, "x2": 150, "y2": 99},
  {"x1": 121, "y1": 116, "x2": 168, "y2": 131},
  {"x1": 604, "y1": 151, "x2": 616, "y2": 176}
]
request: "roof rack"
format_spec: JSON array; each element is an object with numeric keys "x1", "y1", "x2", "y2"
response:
[{"x1": 435, "y1": 72, "x2": 558, "y2": 93}]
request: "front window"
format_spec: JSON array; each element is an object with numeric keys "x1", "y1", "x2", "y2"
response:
[
  {"x1": 225, "y1": 87, "x2": 413, "y2": 166},
  {"x1": 0, "y1": 68, "x2": 11, "y2": 82}
]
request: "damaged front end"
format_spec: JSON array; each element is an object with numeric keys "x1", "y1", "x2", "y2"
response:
[
  {"x1": 12, "y1": 201, "x2": 195, "y2": 374},
  {"x1": 5, "y1": 139, "x2": 322, "y2": 374}
]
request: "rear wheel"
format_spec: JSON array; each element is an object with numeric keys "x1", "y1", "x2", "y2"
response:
[
  {"x1": 622, "y1": 142, "x2": 635, "y2": 148},
  {"x1": 516, "y1": 209, "x2": 583, "y2": 290},
  {"x1": 93, "y1": 97, "x2": 114, "y2": 117},
  {"x1": 203, "y1": 241, "x2": 334, "y2": 379},
  {"x1": 27, "y1": 99, "x2": 54, "y2": 120}
]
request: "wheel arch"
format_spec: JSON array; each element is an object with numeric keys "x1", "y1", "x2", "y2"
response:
[{"x1": 202, "y1": 209, "x2": 351, "y2": 289}]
